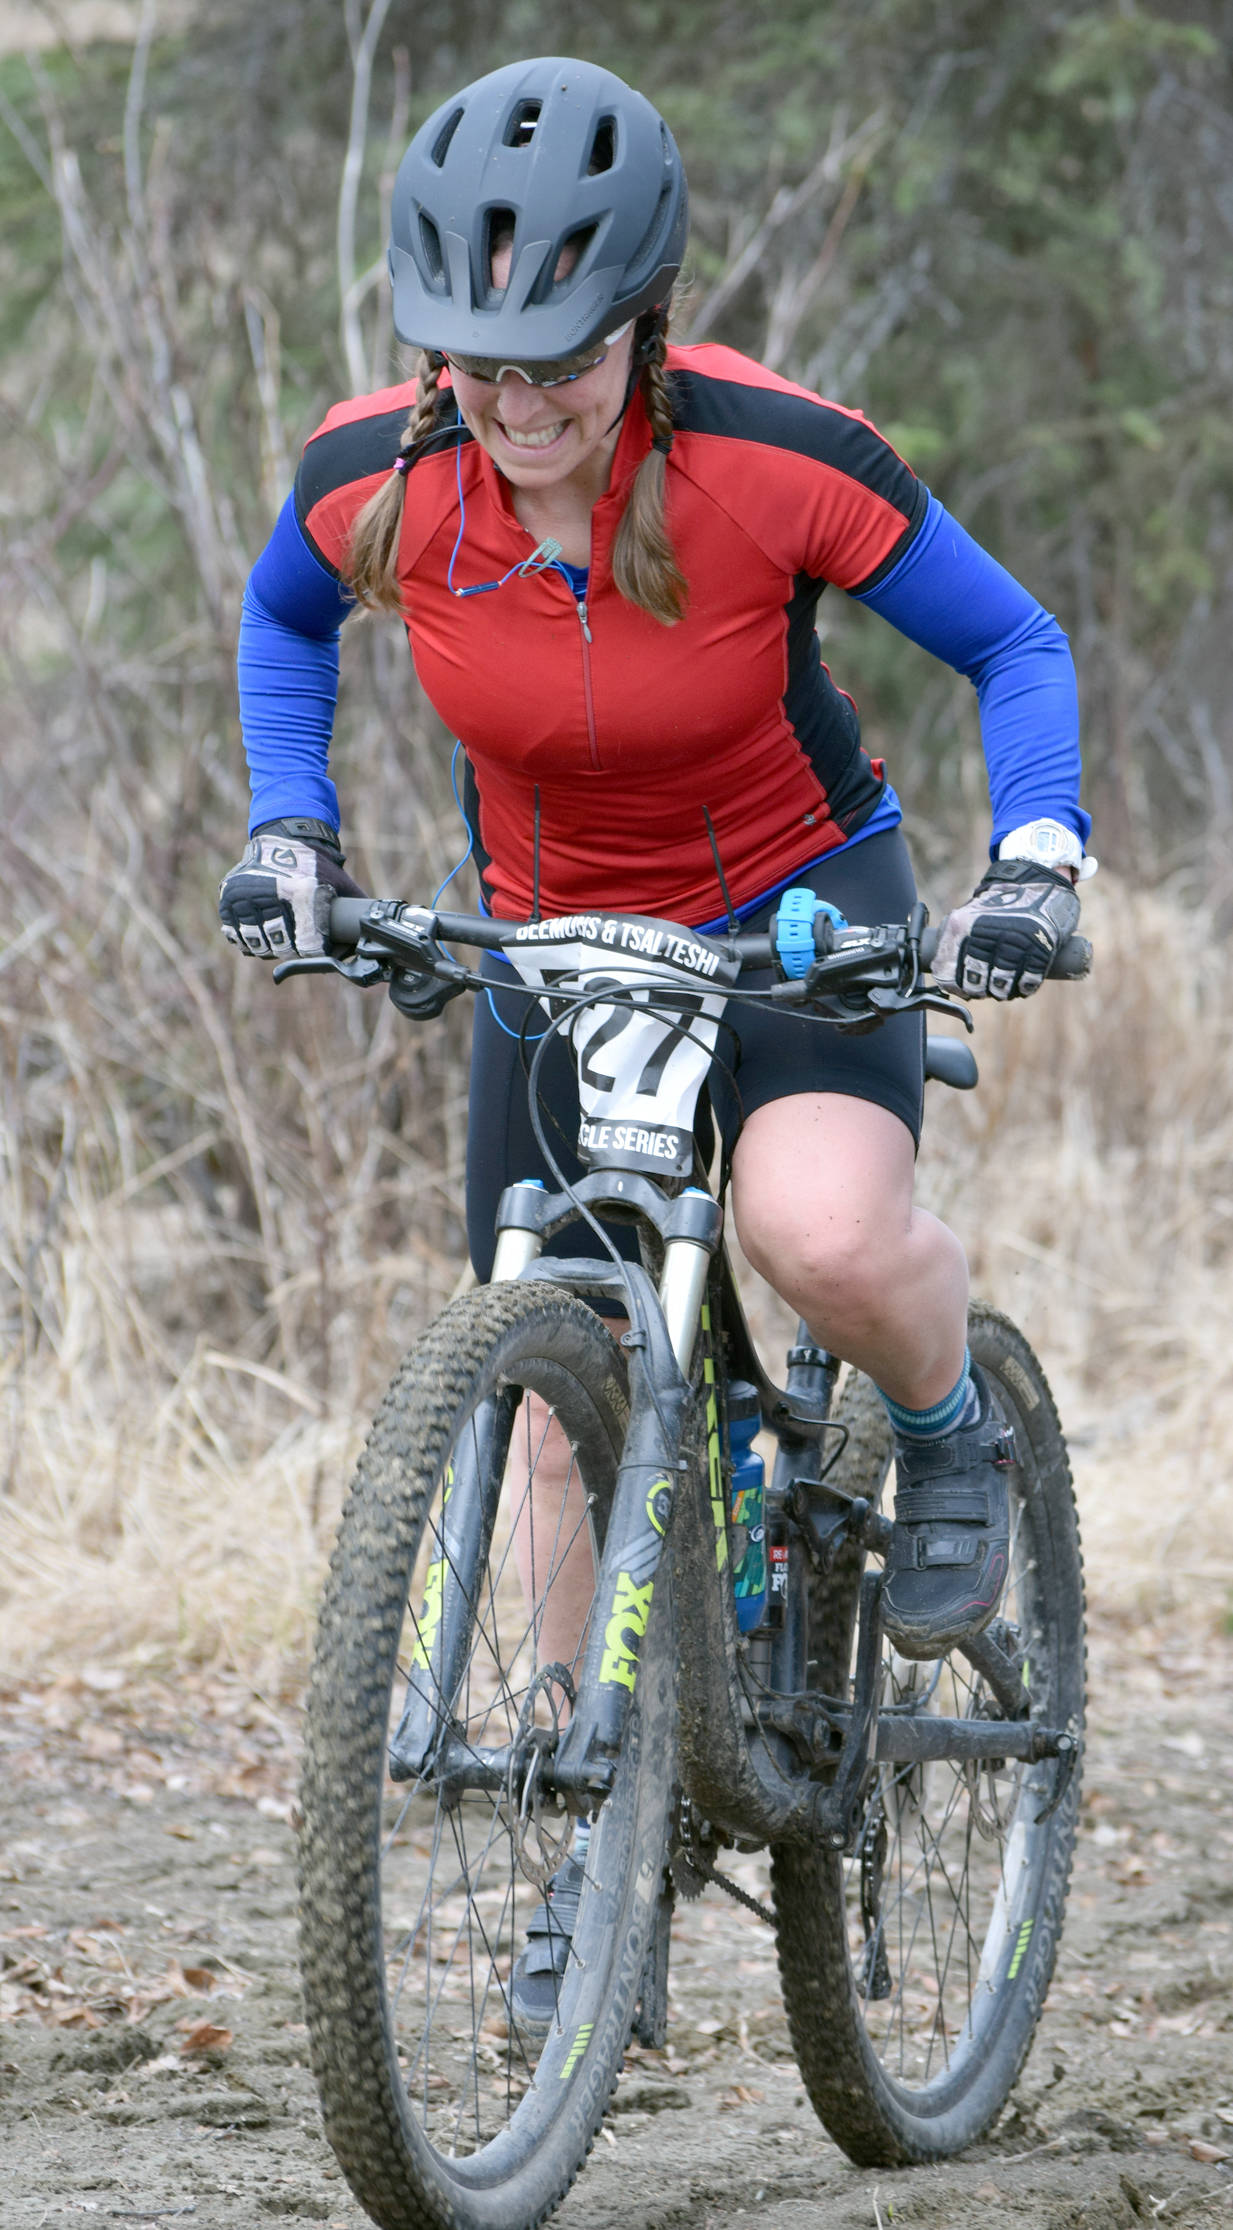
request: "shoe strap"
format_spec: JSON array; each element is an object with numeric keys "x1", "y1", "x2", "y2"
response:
[
  {"x1": 896, "y1": 1481, "x2": 992, "y2": 1526},
  {"x1": 895, "y1": 1424, "x2": 1014, "y2": 1484},
  {"x1": 519, "y1": 1930, "x2": 572, "y2": 1979},
  {"x1": 524, "y1": 1864, "x2": 585, "y2": 1945}
]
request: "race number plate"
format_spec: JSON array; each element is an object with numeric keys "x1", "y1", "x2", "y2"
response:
[{"x1": 505, "y1": 913, "x2": 739, "y2": 1176}]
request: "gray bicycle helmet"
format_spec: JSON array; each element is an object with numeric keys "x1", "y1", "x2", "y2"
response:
[{"x1": 388, "y1": 57, "x2": 688, "y2": 358}]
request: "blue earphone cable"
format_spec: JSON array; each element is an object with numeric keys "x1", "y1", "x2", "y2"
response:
[
  {"x1": 432, "y1": 739, "x2": 548, "y2": 1043},
  {"x1": 430, "y1": 741, "x2": 475, "y2": 909},
  {"x1": 445, "y1": 405, "x2": 562, "y2": 597}
]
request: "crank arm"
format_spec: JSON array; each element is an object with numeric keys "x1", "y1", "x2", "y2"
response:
[
  {"x1": 808, "y1": 1568, "x2": 886, "y2": 1852},
  {"x1": 957, "y1": 1621, "x2": 1031, "y2": 1720}
]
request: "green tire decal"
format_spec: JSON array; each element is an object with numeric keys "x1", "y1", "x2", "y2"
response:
[
  {"x1": 1007, "y1": 1917, "x2": 1034, "y2": 1980},
  {"x1": 560, "y1": 2022, "x2": 594, "y2": 2079}
]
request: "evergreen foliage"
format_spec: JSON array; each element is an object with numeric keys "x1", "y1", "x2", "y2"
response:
[{"x1": 4, "y1": 1, "x2": 1230, "y2": 871}]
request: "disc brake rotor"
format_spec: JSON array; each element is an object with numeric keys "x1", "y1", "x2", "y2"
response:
[{"x1": 508, "y1": 1662, "x2": 576, "y2": 1892}]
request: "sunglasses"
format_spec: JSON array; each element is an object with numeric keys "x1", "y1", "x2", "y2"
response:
[{"x1": 443, "y1": 320, "x2": 632, "y2": 389}]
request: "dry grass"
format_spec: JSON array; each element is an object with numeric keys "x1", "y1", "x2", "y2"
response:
[
  {"x1": 734, "y1": 867, "x2": 1233, "y2": 1634},
  {"x1": 0, "y1": 776, "x2": 474, "y2": 1688},
  {"x1": 1, "y1": 26, "x2": 1228, "y2": 1685},
  {"x1": 921, "y1": 869, "x2": 1233, "y2": 1622},
  {"x1": 2, "y1": 868, "x2": 1230, "y2": 1685}
]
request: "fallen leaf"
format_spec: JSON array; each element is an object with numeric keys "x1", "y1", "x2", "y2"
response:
[
  {"x1": 181, "y1": 1968, "x2": 221, "y2": 1994},
  {"x1": 1187, "y1": 2139, "x2": 1228, "y2": 2163},
  {"x1": 178, "y1": 2019, "x2": 233, "y2": 2055}
]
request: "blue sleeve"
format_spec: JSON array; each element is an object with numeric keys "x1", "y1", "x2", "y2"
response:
[
  {"x1": 855, "y1": 493, "x2": 1089, "y2": 853},
  {"x1": 238, "y1": 494, "x2": 355, "y2": 835}
]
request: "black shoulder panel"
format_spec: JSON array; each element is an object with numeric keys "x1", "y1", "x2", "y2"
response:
[
  {"x1": 669, "y1": 369, "x2": 927, "y2": 528},
  {"x1": 294, "y1": 406, "x2": 411, "y2": 530}
]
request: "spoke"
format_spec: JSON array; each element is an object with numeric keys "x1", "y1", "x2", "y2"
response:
[
  {"x1": 375, "y1": 1372, "x2": 606, "y2": 2161},
  {"x1": 847, "y1": 1458, "x2": 1057, "y2": 2092}
]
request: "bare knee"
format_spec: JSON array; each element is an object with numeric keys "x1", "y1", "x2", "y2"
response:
[{"x1": 737, "y1": 1192, "x2": 903, "y2": 1334}]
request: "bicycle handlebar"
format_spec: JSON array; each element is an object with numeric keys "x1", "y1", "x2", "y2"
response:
[
  {"x1": 917, "y1": 923, "x2": 1091, "y2": 980},
  {"x1": 324, "y1": 896, "x2": 1091, "y2": 983}
]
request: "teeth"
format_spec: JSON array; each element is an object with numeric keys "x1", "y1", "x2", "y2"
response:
[{"x1": 501, "y1": 421, "x2": 567, "y2": 449}]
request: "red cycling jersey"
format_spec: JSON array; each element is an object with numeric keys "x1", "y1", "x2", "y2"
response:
[{"x1": 295, "y1": 342, "x2": 926, "y2": 922}]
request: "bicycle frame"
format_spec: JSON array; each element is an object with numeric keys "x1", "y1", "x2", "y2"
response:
[
  {"x1": 296, "y1": 896, "x2": 1079, "y2": 1854},
  {"x1": 404, "y1": 1161, "x2": 1070, "y2": 1858}
]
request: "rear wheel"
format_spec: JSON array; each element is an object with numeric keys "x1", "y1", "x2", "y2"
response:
[
  {"x1": 299, "y1": 1282, "x2": 674, "y2": 2230},
  {"x1": 772, "y1": 1302, "x2": 1085, "y2": 2162}
]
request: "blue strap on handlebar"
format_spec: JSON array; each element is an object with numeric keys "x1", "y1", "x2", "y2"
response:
[{"x1": 774, "y1": 887, "x2": 848, "y2": 979}]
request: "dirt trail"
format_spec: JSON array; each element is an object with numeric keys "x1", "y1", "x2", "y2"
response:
[{"x1": 2, "y1": 1614, "x2": 1230, "y2": 2230}]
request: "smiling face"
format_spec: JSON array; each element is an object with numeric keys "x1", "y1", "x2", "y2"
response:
[{"x1": 445, "y1": 239, "x2": 636, "y2": 498}]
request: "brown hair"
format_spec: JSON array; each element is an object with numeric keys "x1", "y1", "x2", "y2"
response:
[
  {"x1": 346, "y1": 350, "x2": 444, "y2": 613},
  {"x1": 346, "y1": 324, "x2": 688, "y2": 626},
  {"x1": 611, "y1": 319, "x2": 687, "y2": 626}
]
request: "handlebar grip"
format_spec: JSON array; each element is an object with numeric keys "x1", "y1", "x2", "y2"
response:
[
  {"x1": 1047, "y1": 934, "x2": 1092, "y2": 979},
  {"x1": 329, "y1": 896, "x2": 373, "y2": 950},
  {"x1": 918, "y1": 927, "x2": 1091, "y2": 981}
]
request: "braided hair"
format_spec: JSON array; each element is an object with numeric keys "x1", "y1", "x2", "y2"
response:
[
  {"x1": 611, "y1": 317, "x2": 688, "y2": 627},
  {"x1": 345, "y1": 320, "x2": 688, "y2": 625},
  {"x1": 347, "y1": 351, "x2": 444, "y2": 614}
]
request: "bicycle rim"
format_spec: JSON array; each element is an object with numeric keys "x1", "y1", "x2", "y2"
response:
[{"x1": 775, "y1": 1305, "x2": 1085, "y2": 2158}]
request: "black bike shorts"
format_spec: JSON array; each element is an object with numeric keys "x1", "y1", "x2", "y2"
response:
[{"x1": 465, "y1": 827, "x2": 925, "y2": 1284}]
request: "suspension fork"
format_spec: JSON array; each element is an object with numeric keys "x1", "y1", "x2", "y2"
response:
[
  {"x1": 387, "y1": 1390, "x2": 515, "y2": 1782},
  {"x1": 490, "y1": 1179, "x2": 721, "y2": 1800}
]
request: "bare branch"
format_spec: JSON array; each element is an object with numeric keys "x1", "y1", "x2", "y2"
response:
[
  {"x1": 760, "y1": 149, "x2": 879, "y2": 371},
  {"x1": 684, "y1": 108, "x2": 884, "y2": 343},
  {"x1": 121, "y1": 0, "x2": 156, "y2": 231},
  {"x1": 338, "y1": 0, "x2": 396, "y2": 396},
  {"x1": 244, "y1": 289, "x2": 294, "y2": 519},
  {"x1": 0, "y1": 74, "x2": 53, "y2": 192}
]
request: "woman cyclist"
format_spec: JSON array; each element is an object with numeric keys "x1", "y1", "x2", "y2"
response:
[{"x1": 219, "y1": 58, "x2": 1089, "y2": 2028}]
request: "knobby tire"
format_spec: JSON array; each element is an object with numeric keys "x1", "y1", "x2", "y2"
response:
[
  {"x1": 772, "y1": 1301, "x2": 1086, "y2": 2163},
  {"x1": 298, "y1": 1282, "x2": 675, "y2": 2230}
]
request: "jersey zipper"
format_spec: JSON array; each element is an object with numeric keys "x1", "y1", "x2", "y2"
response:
[{"x1": 575, "y1": 597, "x2": 600, "y2": 770}]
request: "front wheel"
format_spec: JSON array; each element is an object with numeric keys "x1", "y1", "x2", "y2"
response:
[
  {"x1": 772, "y1": 1302, "x2": 1085, "y2": 2163},
  {"x1": 298, "y1": 1282, "x2": 675, "y2": 2230}
]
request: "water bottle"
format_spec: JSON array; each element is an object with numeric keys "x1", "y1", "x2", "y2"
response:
[{"x1": 727, "y1": 1380, "x2": 767, "y2": 1633}]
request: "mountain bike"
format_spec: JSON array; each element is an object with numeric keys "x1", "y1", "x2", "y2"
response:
[{"x1": 277, "y1": 888, "x2": 1089, "y2": 2230}]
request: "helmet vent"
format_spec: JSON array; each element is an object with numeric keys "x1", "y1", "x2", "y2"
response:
[
  {"x1": 418, "y1": 215, "x2": 444, "y2": 282},
  {"x1": 628, "y1": 174, "x2": 674, "y2": 279},
  {"x1": 430, "y1": 106, "x2": 464, "y2": 168},
  {"x1": 558, "y1": 224, "x2": 597, "y2": 280},
  {"x1": 484, "y1": 208, "x2": 517, "y2": 290},
  {"x1": 505, "y1": 99, "x2": 541, "y2": 147},
  {"x1": 587, "y1": 117, "x2": 615, "y2": 174}
]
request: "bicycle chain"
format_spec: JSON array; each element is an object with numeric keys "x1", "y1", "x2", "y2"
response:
[
  {"x1": 670, "y1": 1824, "x2": 777, "y2": 1927},
  {"x1": 694, "y1": 1852, "x2": 777, "y2": 1927}
]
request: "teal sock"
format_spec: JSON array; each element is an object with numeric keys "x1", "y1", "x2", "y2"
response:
[{"x1": 877, "y1": 1351, "x2": 979, "y2": 1441}]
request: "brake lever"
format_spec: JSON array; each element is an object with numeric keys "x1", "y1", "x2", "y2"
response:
[
  {"x1": 865, "y1": 983, "x2": 975, "y2": 1030},
  {"x1": 272, "y1": 951, "x2": 388, "y2": 987}
]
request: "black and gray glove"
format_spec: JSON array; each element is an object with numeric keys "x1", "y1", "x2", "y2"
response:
[
  {"x1": 218, "y1": 819, "x2": 366, "y2": 960},
  {"x1": 934, "y1": 859, "x2": 1080, "y2": 1000}
]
